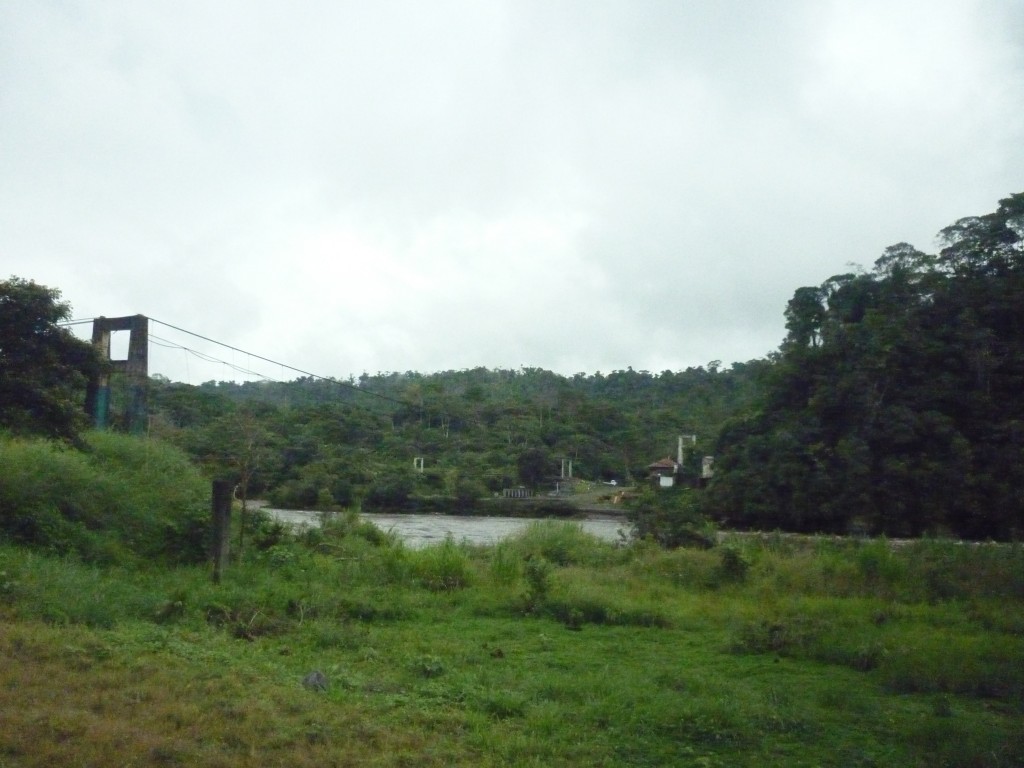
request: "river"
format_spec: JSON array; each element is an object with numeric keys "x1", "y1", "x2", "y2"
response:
[{"x1": 265, "y1": 508, "x2": 633, "y2": 548}]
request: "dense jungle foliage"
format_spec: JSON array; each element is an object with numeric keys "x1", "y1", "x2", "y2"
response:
[
  {"x1": 706, "y1": 193, "x2": 1024, "y2": 540},
  {"x1": 146, "y1": 361, "x2": 765, "y2": 511}
]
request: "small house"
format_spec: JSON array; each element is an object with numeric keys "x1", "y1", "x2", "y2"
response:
[{"x1": 647, "y1": 457, "x2": 679, "y2": 488}]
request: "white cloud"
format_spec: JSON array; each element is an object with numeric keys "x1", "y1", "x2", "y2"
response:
[{"x1": 2, "y1": 0, "x2": 1023, "y2": 383}]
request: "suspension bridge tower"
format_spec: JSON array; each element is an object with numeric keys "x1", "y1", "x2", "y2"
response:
[{"x1": 84, "y1": 314, "x2": 149, "y2": 433}]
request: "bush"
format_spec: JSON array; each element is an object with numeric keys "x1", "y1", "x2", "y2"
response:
[
  {"x1": 363, "y1": 476, "x2": 414, "y2": 511},
  {"x1": 329, "y1": 477, "x2": 355, "y2": 507},
  {"x1": 0, "y1": 433, "x2": 209, "y2": 564},
  {"x1": 717, "y1": 545, "x2": 750, "y2": 583},
  {"x1": 453, "y1": 477, "x2": 487, "y2": 512},
  {"x1": 267, "y1": 480, "x2": 319, "y2": 510},
  {"x1": 508, "y1": 521, "x2": 612, "y2": 566},
  {"x1": 628, "y1": 488, "x2": 716, "y2": 549}
]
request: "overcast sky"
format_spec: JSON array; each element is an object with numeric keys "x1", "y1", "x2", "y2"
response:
[{"x1": 3, "y1": 1, "x2": 1023, "y2": 385}]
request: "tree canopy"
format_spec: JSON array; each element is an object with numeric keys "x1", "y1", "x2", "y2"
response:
[
  {"x1": 0, "y1": 277, "x2": 100, "y2": 441},
  {"x1": 705, "y1": 193, "x2": 1024, "y2": 540},
  {"x1": 143, "y1": 362, "x2": 763, "y2": 511}
]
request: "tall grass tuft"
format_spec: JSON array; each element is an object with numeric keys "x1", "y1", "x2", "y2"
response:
[
  {"x1": 506, "y1": 520, "x2": 615, "y2": 566},
  {"x1": 318, "y1": 510, "x2": 398, "y2": 549},
  {"x1": 488, "y1": 541, "x2": 522, "y2": 586},
  {"x1": 410, "y1": 538, "x2": 473, "y2": 591},
  {"x1": 523, "y1": 556, "x2": 552, "y2": 610}
]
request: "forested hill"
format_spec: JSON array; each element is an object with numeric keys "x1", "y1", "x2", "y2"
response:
[
  {"x1": 705, "y1": 192, "x2": 1024, "y2": 540},
  {"x1": 148, "y1": 362, "x2": 767, "y2": 510}
]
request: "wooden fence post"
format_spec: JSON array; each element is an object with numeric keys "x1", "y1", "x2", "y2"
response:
[{"x1": 211, "y1": 479, "x2": 233, "y2": 584}]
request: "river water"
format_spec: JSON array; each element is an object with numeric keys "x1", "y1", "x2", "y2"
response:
[{"x1": 266, "y1": 508, "x2": 633, "y2": 548}]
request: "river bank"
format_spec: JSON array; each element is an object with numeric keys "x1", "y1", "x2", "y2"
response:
[{"x1": 265, "y1": 507, "x2": 631, "y2": 547}]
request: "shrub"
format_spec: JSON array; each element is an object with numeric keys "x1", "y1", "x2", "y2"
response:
[
  {"x1": 329, "y1": 477, "x2": 354, "y2": 507},
  {"x1": 453, "y1": 477, "x2": 487, "y2": 512},
  {"x1": 363, "y1": 476, "x2": 414, "y2": 511},
  {"x1": 717, "y1": 545, "x2": 750, "y2": 583},
  {"x1": 267, "y1": 480, "x2": 319, "y2": 509},
  {"x1": 523, "y1": 556, "x2": 552, "y2": 609},
  {"x1": 628, "y1": 487, "x2": 716, "y2": 549},
  {"x1": 250, "y1": 512, "x2": 291, "y2": 551},
  {"x1": 0, "y1": 433, "x2": 209, "y2": 564},
  {"x1": 508, "y1": 521, "x2": 612, "y2": 566}
]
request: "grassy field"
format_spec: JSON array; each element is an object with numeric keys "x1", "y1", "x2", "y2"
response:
[{"x1": 1, "y1": 515, "x2": 1022, "y2": 767}]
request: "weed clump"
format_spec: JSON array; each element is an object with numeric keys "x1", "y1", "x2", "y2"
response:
[
  {"x1": 410, "y1": 538, "x2": 472, "y2": 591},
  {"x1": 411, "y1": 654, "x2": 444, "y2": 678},
  {"x1": 487, "y1": 542, "x2": 522, "y2": 586},
  {"x1": 523, "y1": 556, "x2": 552, "y2": 610},
  {"x1": 320, "y1": 511, "x2": 397, "y2": 548}
]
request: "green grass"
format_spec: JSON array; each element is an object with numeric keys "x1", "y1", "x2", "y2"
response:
[{"x1": 1, "y1": 526, "x2": 1022, "y2": 766}]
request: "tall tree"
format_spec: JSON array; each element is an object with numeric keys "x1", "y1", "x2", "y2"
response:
[{"x1": 0, "y1": 277, "x2": 100, "y2": 441}]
